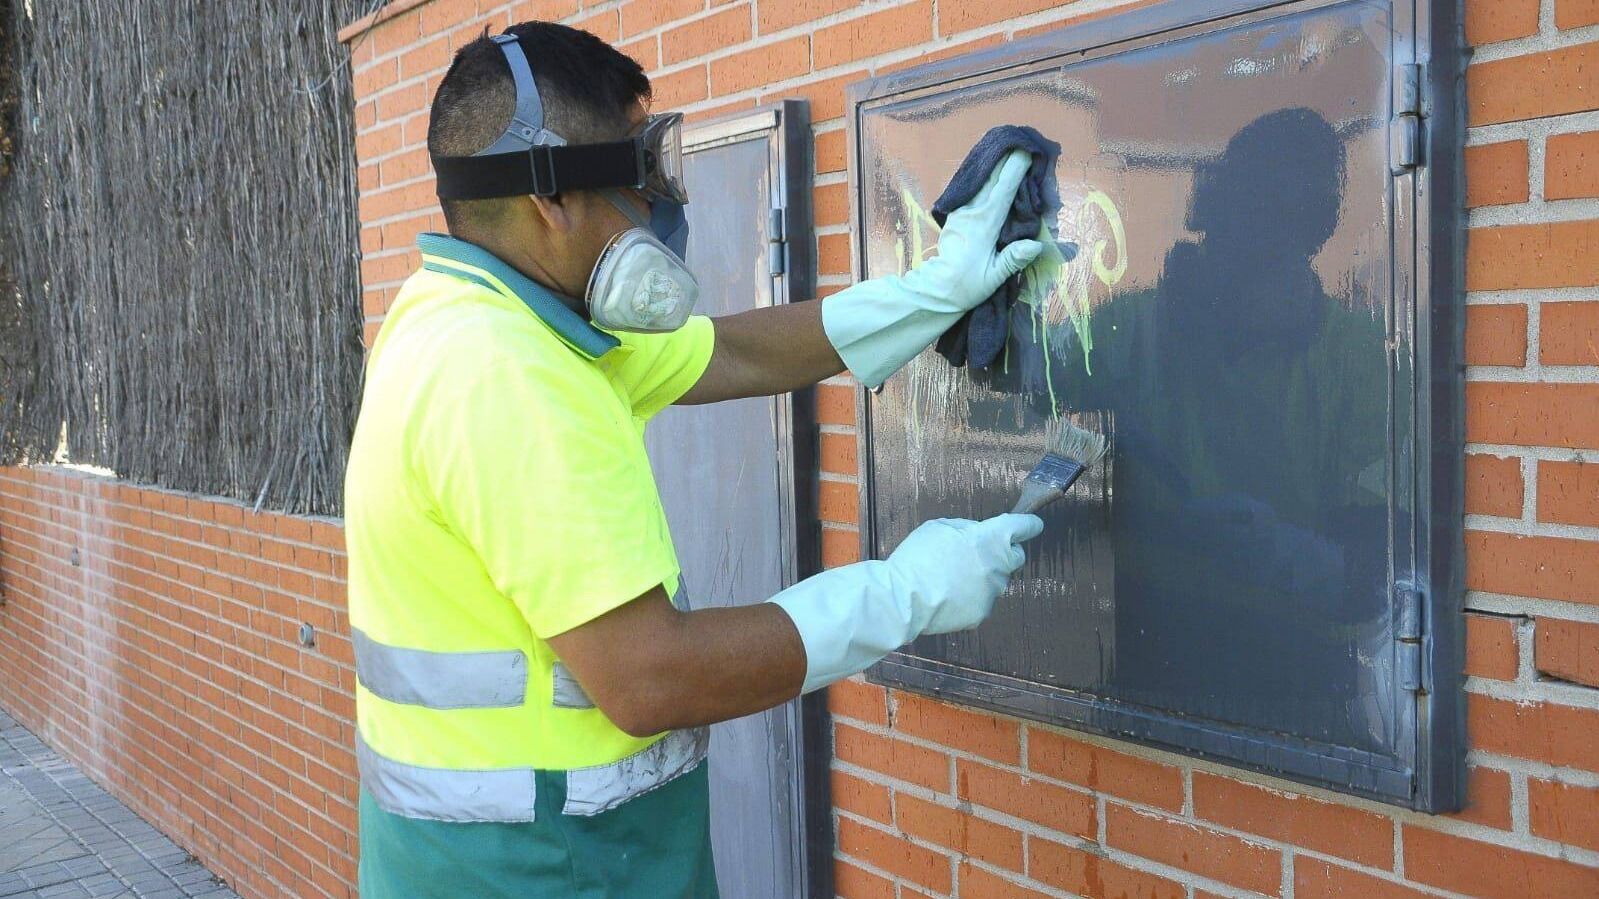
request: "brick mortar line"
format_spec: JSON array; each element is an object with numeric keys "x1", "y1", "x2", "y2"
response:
[
  {"x1": 1469, "y1": 197, "x2": 1599, "y2": 226},
  {"x1": 835, "y1": 799, "x2": 1309, "y2": 899},
  {"x1": 1515, "y1": 612, "x2": 1540, "y2": 684},
  {"x1": 0, "y1": 548, "x2": 346, "y2": 650},
  {"x1": 0, "y1": 533, "x2": 349, "y2": 648},
  {"x1": 1465, "y1": 366, "x2": 1599, "y2": 383},
  {"x1": 353, "y1": 133, "x2": 429, "y2": 167},
  {"x1": 0, "y1": 537, "x2": 346, "y2": 696},
  {"x1": 838, "y1": 748, "x2": 1421, "y2": 883},
  {"x1": 1464, "y1": 24, "x2": 1599, "y2": 65},
  {"x1": 0, "y1": 469, "x2": 343, "y2": 536},
  {"x1": 833, "y1": 706, "x2": 1599, "y2": 864},
  {"x1": 827, "y1": 818, "x2": 948, "y2": 899},
  {"x1": 1529, "y1": 120, "x2": 1550, "y2": 205},
  {"x1": 336, "y1": 0, "x2": 433, "y2": 44},
  {"x1": 0, "y1": 673, "x2": 356, "y2": 891},
  {"x1": 1465, "y1": 514, "x2": 1599, "y2": 543},
  {"x1": 1466, "y1": 288, "x2": 1599, "y2": 304},
  {"x1": 361, "y1": 278, "x2": 412, "y2": 293},
  {"x1": 1527, "y1": 300, "x2": 1545, "y2": 370},
  {"x1": 0, "y1": 563, "x2": 359, "y2": 784},
  {"x1": 1466, "y1": 675, "x2": 1599, "y2": 712},
  {"x1": 954, "y1": 855, "x2": 1119, "y2": 899},
  {"x1": 845, "y1": 744, "x2": 1444, "y2": 899},
  {"x1": 357, "y1": 207, "x2": 434, "y2": 233},
  {"x1": 0, "y1": 482, "x2": 347, "y2": 577},
  {"x1": 1466, "y1": 109, "x2": 1599, "y2": 147},
  {"x1": 839, "y1": 741, "x2": 1598, "y2": 890},
  {"x1": 359, "y1": 244, "x2": 422, "y2": 261},
  {"x1": 0, "y1": 618, "x2": 356, "y2": 815},
  {"x1": 1466, "y1": 592, "x2": 1599, "y2": 625},
  {"x1": 1463, "y1": 443, "x2": 1592, "y2": 462},
  {"x1": 361, "y1": 205, "x2": 443, "y2": 231},
  {"x1": 1510, "y1": 767, "x2": 1534, "y2": 837},
  {"x1": 1466, "y1": 748, "x2": 1599, "y2": 788},
  {"x1": 355, "y1": 109, "x2": 427, "y2": 139}
]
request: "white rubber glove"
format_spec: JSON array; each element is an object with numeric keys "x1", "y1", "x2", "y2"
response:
[
  {"x1": 769, "y1": 513, "x2": 1044, "y2": 694},
  {"x1": 821, "y1": 150, "x2": 1045, "y2": 388}
]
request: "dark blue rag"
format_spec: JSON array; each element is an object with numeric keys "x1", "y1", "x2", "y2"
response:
[{"x1": 932, "y1": 125, "x2": 1062, "y2": 370}]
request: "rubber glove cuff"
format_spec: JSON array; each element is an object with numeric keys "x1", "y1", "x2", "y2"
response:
[
  {"x1": 821, "y1": 150, "x2": 1044, "y2": 388},
  {"x1": 769, "y1": 513, "x2": 1042, "y2": 694}
]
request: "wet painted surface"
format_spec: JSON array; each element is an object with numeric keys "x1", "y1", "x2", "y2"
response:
[
  {"x1": 862, "y1": 2, "x2": 1411, "y2": 768},
  {"x1": 645, "y1": 133, "x2": 805, "y2": 899}
]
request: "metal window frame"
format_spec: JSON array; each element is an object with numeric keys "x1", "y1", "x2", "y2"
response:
[
  {"x1": 845, "y1": 0, "x2": 1464, "y2": 812},
  {"x1": 680, "y1": 99, "x2": 833, "y2": 896}
]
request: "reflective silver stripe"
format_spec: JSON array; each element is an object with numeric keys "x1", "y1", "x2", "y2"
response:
[
  {"x1": 563, "y1": 726, "x2": 709, "y2": 817},
  {"x1": 353, "y1": 627, "x2": 527, "y2": 709},
  {"x1": 551, "y1": 662, "x2": 594, "y2": 709},
  {"x1": 356, "y1": 731, "x2": 537, "y2": 823}
]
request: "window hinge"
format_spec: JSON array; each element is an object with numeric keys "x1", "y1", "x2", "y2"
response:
[
  {"x1": 1395, "y1": 580, "x2": 1430, "y2": 693},
  {"x1": 767, "y1": 206, "x2": 787, "y2": 276},
  {"x1": 1391, "y1": 63, "x2": 1425, "y2": 174}
]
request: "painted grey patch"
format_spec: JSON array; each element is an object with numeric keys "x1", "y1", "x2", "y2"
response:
[
  {"x1": 561, "y1": 727, "x2": 709, "y2": 817},
  {"x1": 356, "y1": 732, "x2": 536, "y2": 824},
  {"x1": 352, "y1": 627, "x2": 527, "y2": 710},
  {"x1": 550, "y1": 663, "x2": 595, "y2": 709}
]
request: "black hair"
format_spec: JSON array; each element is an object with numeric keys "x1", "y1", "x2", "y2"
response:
[{"x1": 427, "y1": 21, "x2": 651, "y2": 233}]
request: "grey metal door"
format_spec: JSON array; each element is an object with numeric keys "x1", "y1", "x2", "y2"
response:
[
  {"x1": 847, "y1": 0, "x2": 1464, "y2": 812},
  {"x1": 643, "y1": 101, "x2": 827, "y2": 899}
]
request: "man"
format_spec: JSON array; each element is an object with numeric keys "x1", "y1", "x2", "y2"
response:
[{"x1": 345, "y1": 21, "x2": 1044, "y2": 898}]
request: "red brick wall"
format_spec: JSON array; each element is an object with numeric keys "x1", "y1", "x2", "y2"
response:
[
  {"x1": 3, "y1": 1, "x2": 1598, "y2": 898},
  {"x1": 0, "y1": 467, "x2": 358, "y2": 899}
]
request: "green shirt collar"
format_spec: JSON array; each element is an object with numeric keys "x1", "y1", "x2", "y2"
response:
[{"x1": 416, "y1": 232, "x2": 620, "y2": 360}]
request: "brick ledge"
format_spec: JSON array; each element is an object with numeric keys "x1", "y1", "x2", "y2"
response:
[{"x1": 338, "y1": 0, "x2": 436, "y2": 44}]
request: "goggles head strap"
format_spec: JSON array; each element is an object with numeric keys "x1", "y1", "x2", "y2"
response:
[
  {"x1": 434, "y1": 140, "x2": 646, "y2": 200},
  {"x1": 430, "y1": 30, "x2": 671, "y2": 202},
  {"x1": 479, "y1": 34, "x2": 552, "y2": 154}
]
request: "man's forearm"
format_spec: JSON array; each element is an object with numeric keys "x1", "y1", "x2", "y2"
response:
[
  {"x1": 547, "y1": 587, "x2": 807, "y2": 737},
  {"x1": 639, "y1": 603, "x2": 808, "y2": 732},
  {"x1": 677, "y1": 299, "x2": 844, "y2": 405}
]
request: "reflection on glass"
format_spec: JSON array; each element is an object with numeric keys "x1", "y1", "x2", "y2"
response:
[{"x1": 863, "y1": 2, "x2": 1404, "y2": 756}]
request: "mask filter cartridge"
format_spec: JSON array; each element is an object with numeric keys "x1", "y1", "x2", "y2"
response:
[{"x1": 586, "y1": 229, "x2": 700, "y2": 333}]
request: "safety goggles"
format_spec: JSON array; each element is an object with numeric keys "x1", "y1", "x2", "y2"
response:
[{"x1": 432, "y1": 34, "x2": 687, "y2": 205}]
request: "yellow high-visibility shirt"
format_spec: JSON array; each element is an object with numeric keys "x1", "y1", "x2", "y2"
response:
[{"x1": 345, "y1": 231, "x2": 714, "y2": 775}]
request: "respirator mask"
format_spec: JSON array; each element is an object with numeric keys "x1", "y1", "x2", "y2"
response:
[{"x1": 431, "y1": 33, "x2": 697, "y2": 333}]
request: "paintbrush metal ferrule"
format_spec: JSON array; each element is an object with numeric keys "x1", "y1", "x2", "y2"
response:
[
  {"x1": 1010, "y1": 419, "x2": 1107, "y2": 515},
  {"x1": 1011, "y1": 454, "x2": 1087, "y2": 515}
]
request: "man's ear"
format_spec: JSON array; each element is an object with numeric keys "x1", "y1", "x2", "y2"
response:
[{"x1": 528, "y1": 193, "x2": 572, "y2": 234}]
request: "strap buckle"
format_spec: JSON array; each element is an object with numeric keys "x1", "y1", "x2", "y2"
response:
[{"x1": 528, "y1": 145, "x2": 560, "y2": 196}]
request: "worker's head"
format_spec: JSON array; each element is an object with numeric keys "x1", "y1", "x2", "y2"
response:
[{"x1": 427, "y1": 22, "x2": 654, "y2": 300}]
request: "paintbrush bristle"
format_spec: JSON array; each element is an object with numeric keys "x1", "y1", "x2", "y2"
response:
[{"x1": 1042, "y1": 418, "x2": 1108, "y2": 467}]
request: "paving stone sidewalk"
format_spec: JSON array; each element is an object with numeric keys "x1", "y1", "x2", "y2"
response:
[{"x1": 0, "y1": 709, "x2": 238, "y2": 899}]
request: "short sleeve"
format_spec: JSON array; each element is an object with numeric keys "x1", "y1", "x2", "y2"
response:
[
  {"x1": 415, "y1": 359, "x2": 680, "y2": 639},
  {"x1": 605, "y1": 314, "x2": 716, "y2": 420}
]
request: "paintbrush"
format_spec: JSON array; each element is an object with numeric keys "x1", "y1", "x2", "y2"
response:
[{"x1": 1010, "y1": 418, "x2": 1109, "y2": 515}]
